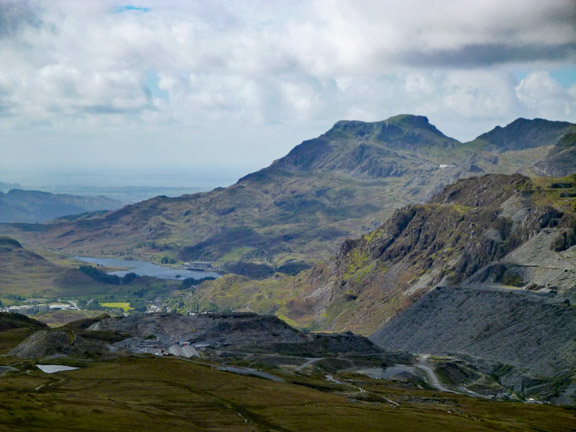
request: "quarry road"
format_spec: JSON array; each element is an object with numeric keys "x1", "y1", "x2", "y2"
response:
[
  {"x1": 295, "y1": 358, "x2": 323, "y2": 371},
  {"x1": 415, "y1": 355, "x2": 456, "y2": 394}
]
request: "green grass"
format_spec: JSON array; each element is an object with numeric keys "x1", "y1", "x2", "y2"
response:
[
  {"x1": 0, "y1": 320, "x2": 574, "y2": 431},
  {"x1": 217, "y1": 246, "x2": 259, "y2": 263},
  {"x1": 0, "y1": 356, "x2": 574, "y2": 431}
]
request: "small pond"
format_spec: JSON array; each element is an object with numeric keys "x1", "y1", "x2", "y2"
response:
[{"x1": 37, "y1": 365, "x2": 79, "y2": 374}]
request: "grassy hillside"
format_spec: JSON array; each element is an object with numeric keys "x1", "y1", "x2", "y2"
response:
[
  {"x1": 0, "y1": 355, "x2": 574, "y2": 431},
  {"x1": 0, "y1": 313, "x2": 47, "y2": 354}
]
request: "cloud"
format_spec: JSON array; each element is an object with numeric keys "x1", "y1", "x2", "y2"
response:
[
  {"x1": 515, "y1": 71, "x2": 576, "y2": 118},
  {"x1": 400, "y1": 43, "x2": 576, "y2": 69},
  {"x1": 0, "y1": 0, "x2": 42, "y2": 38},
  {"x1": 0, "y1": 0, "x2": 575, "y2": 182}
]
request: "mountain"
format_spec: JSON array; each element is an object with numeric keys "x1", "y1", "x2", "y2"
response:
[
  {"x1": 177, "y1": 173, "x2": 576, "y2": 330},
  {"x1": 0, "y1": 181, "x2": 22, "y2": 193},
  {"x1": 534, "y1": 127, "x2": 576, "y2": 177},
  {"x1": 0, "y1": 188, "x2": 122, "y2": 223},
  {"x1": 2, "y1": 116, "x2": 574, "y2": 275},
  {"x1": 470, "y1": 118, "x2": 574, "y2": 152}
]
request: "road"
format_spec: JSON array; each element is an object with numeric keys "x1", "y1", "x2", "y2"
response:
[{"x1": 414, "y1": 355, "x2": 456, "y2": 393}]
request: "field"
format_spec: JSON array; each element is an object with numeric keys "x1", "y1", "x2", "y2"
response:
[{"x1": 100, "y1": 302, "x2": 133, "y2": 312}]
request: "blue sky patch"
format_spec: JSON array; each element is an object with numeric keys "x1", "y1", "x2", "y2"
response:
[
  {"x1": 113, "y1": 5, "x2": 151, "y2": 14},
  {"x1": 550, "y1": 67, "x2": 576, "y2": 88},
  {"x1": 145, "y1": 71, "x2": 169, "y2": 102}
]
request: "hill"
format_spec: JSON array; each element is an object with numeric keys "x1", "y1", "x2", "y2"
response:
[
  {"x1": 0, "y1": 312, "x2": 47, "y2": 354},
  {"x1": 0, "y1": 189, "x2": 122, "y2": 223},
  {"x1": 168, "y1": 173, "x2": 576, "y2": 402},
  {"x1": 2, "y1": 116, "x2": 574, "y2": 275}
]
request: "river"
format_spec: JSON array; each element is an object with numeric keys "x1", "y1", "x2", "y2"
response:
[{"x1": 74, "y1": 256, "x2": 221, "y2": 281}]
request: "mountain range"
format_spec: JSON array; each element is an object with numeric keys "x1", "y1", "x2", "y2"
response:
[{"x1": 2, "y1": 115, "x2": 574, "y2": 277}]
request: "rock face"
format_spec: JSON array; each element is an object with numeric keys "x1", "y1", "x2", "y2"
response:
[
  {"x1": 247, "y1": 173, "x2": 574, "y2": 334},
  {"x1": 3, "y1": 116, "x2": 573, "y2": 272},
  {"x1": 371, "y1": 286, "x2": 576, "y2": 377}
]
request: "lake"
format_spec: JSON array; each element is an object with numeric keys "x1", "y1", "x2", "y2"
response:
[{"x1": 74, "y1": 256, "x2": 221, "y2": 281}]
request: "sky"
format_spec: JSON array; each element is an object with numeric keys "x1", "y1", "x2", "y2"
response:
[{"x1": 0, "y1": 0, "x2": 575, "y2": 187}]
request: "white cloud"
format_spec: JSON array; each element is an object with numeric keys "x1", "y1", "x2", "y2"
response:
[
  {"x1": 0, "y1": 0, "x2": 575, "y2": 184},
  {"x1": 515, "y1": 71, "x2": 576, "y2": 118},
  {"x1": 440, "y1": 71, "x2": 517, "y2": 119}
]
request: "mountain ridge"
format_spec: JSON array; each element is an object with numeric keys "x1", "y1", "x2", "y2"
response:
[
  {"x1": 2, "y1": 115, "x2": 574, "y2": 275},
  {"x1": 0, "y1": 188, "x2": 122, "y2": 223}
]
